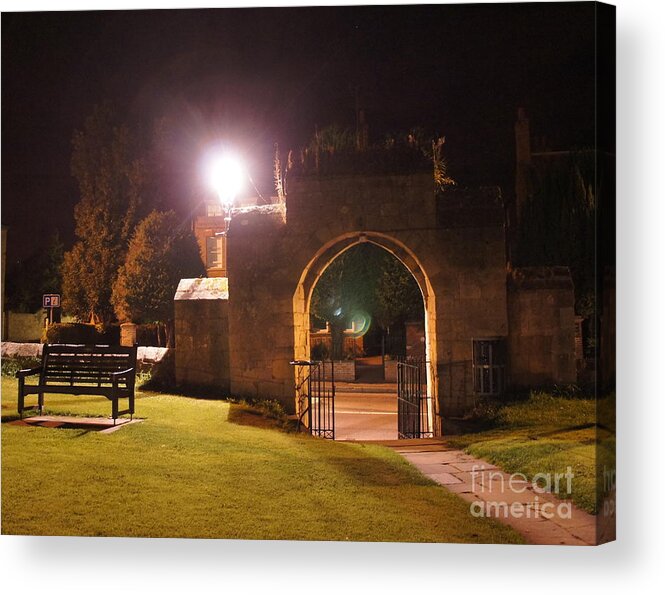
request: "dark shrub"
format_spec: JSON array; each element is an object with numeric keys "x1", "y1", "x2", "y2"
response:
[
  {"x1": 44, "y1": 322, "x2": 99, "y2": 344},
  {"x1": 95, "y1": 323, "x2": 120, "y2": 345},
  {"x1": 136, "y1": 323, "x2": 160, "y2": 346},
  {"x1": 2, "y1": 356, "x2": 42, "y2": 377},
  {"x1": 311, "y1": 342, "x2": 330, "y2": 361},
  {"x1": 43, "y1": 322, "x2": 120, "y2": 345}
]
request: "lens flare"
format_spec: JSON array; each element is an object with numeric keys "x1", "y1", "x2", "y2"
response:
[{"x1": 349, "y1": 310, "x2": 371, "y2": 338}]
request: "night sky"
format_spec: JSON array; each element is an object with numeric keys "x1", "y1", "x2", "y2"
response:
[{"x1": 2, "y1": 2, "x2": 601, "y2": 265}]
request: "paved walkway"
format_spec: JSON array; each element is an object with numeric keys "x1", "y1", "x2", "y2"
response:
[
  {"x1": 382, "y1": 439, "x2": 598, "y2": 545},
  {"x1": 335, "y1": 388, "x2": 397, "y2": 441}
]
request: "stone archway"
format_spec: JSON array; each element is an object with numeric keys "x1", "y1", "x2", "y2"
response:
[
  {"x1": 219, "y1": 175, "x2": 511, "y2": 428},
  {"x1": 292, "y1": 231, "x2": 438, "y2": 433},
  {"x1": 175, "y1": 172, "x2": 579, "y2": 432},
  {"x1": 175, "y1": 173, "x2": 595, "y2": 434}
]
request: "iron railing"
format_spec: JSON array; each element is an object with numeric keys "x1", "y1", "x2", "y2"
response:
[
  {"x1": 397, "y1": 357, "x2": 433, "y2": 439},
  {"x1": 291, "y1": 359, "x2": 335, "y2": 439}
]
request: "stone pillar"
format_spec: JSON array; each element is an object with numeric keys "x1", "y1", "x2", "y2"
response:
[
  {"x1": 507, "y1": 267, "x2": 577, "y2": 387},
  {"x1": 120, "y1": 322, "x2": 137, "y2": 347},
  {"x1": 173, "y1": 278, "x2": 230, "y2": 393}
]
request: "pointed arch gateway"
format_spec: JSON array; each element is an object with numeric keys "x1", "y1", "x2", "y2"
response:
[
  {"x1": 178, "y1": 175, "x2": 516, "y2": 428},
  {"x1": 292, "y1": 231, "x2": 439, "y2": 437}
]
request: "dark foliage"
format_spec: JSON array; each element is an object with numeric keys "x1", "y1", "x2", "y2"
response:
[
  {"x1": 513, "y1": 149, "x2": 613, "y2": 317},
  {"x1": 5, "y1": 233, "x2": 64, "y2": 313},
  {"x1": 286, "y1": 126, "x2": 454, "y2": 187},
  {"x1": 61, "y1": 103, "x2": 148, "y2": 323},
  {"x1": 43, "y1": 322, "x2": 119, "y2": 345},
  {"x1": 310, "y1": 243, "x2": 423, "y2": 358},
  {"x1": 112, "y1": 210, "x2": 205, "y2": 347}
]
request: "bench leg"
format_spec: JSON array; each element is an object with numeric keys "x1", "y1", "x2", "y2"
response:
[
  {"x1": 38, "y1": 391, "x2": 44, "y2": 415},
  {"x1": 18, "y1": 378, "x2": 24, "y2": 419},
  {"x1": 129, "y1": 391, "x2": 135, "y2": 421}
]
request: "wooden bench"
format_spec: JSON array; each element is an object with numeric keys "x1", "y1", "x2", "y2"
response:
[{"x1": 17, "y1": 344, "x2": 138, "y2": 424}]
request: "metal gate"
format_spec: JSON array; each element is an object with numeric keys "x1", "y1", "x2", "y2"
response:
[
  {"x1": 291, "y1": 359, "x2": 335, "y2": 439},
  {"x1": 397, "y1": 357, "x2": 433, "y2": 439}
]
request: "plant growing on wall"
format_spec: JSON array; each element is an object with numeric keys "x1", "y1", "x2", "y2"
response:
[{"x1": 515, "y1": 149, "x2": 605, "y2": 317}]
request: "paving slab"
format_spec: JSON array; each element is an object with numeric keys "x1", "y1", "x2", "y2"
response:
[
  {"x1": 9, "y1": 415, "x2": 143, "y2": 433},
  {"x1": 409, "y1": 463, "x2": 461, "y2": 474},
  {"x1": 387, "y1": 442, "x2": 600, "y2": 546},
  {"x1": 428, "y1": 472, "x2": 463, "y2": 485}
]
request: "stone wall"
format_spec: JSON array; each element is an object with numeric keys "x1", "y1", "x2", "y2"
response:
[
  {"x1": 174, "y1": 278, "x2": 230, "y2": 393},
  {"x1": 310, "y1": 330, "x2": 364, "y2": 359},
  {"x1": 3, "y1": 311, "x2": 80, "y2": 343},
  {"x1": 1, "y1": 341, "x2": 43, "y2": 359},
  {"x1": 434, "y1": 187, "x2": 509, "y2": 416},
  {"x1": 4, "y1": 311, "x2": 45, "y2": 342},
  {"x1": 384, "y1": 359, "x2": 398, "y2": 382},
  {"x1": 320, "y1": 360, "x2": 355, "y2": 382},
  {"x1": 507, "y1": 267, "x2": 576, "y2": 387}
]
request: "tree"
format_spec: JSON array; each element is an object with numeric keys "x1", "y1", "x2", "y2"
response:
[
  {"x1": 112, "y1": 210, "x2": 205, "y2": 346},
  {"x1": 6, "y1": 232, "x2": 64, "y2": 313},
  {"x1": 61, "y1": 103, "x2": 146, "y2": 323},
  {"x1": 374, "y1": 254, "x2": 423, "y2": 359},
  {"x1": 310, "y1": 243, "x2": 423, "y2": 359},
  {"x1": 374, "y1": 254, "x2": 423, "y2": 328},
  {"x1": 310, "y1": 250, "x2": 350, "y2": 360}
]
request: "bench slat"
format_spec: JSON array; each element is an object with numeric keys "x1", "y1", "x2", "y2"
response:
[
  {"x1": 45, "y1": 357, "x2": 131, "y2": 365},
  {"x1": 44, "y1": 368, "x2": 130, "y2": 376},
  {"x1": 20, "y1": 385, "x2": 131, "y2": 396},
  {"x1": 44, "y1": 345, "x2": 136, "y2": 354},
  {"x1": 42, "y1": 378, "x2": 130, "y2": 384}
]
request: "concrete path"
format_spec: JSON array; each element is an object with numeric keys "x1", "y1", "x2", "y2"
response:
[
  {"x1": 382, "y1": 439, "x2": 599, "y2": 545},
  {"x1": 334, "y1": 388, "x2": 397, "y2": 441}
]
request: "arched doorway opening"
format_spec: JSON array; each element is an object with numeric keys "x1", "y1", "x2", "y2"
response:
[{"x1": 293, "y1": 232, "x2": 438, "y2": 440}]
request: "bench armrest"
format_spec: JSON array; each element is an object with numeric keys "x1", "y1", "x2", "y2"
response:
[
  {"x1": 110, "y1": 368, "x2": 135, "y2": 380},
  {"x1": 16, "y1": 367, "x2": 41, "y2": 379}
]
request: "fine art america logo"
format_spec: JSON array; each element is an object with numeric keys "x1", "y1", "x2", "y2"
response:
[{"x1": 469, "y1": 465, "x2": 574, "y2": 520}]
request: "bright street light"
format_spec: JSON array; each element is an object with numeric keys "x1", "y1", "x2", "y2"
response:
[{"x1": 205, "y1": 152, "x2": 245, "y2": 208}]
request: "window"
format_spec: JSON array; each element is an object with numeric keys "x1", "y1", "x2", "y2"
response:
[
  {"x1": 472, "y1": 338, "x2": 506, "y2": 396},
  {"x1": 206, "y1": 235, "x2": 226, "y2": 270},
  {"x1": 206, "y1": 203, "x2": 223, "y2": 217}
]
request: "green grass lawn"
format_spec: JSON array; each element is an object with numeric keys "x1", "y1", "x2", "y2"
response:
[
  {"x1": 1, "y1": 377, "x2": 522, "y2": 543},
  {"x1": 445, "y1": 392, "x2": 616, "y2": 514}
]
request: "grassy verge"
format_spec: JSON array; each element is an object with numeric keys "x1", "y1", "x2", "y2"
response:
[
  {"x1": 445, "y1": 392, "x2": 616, "y2": 514},
  {"x1": 1, "y1": 377, "x2": 522, "y2": 543}
]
